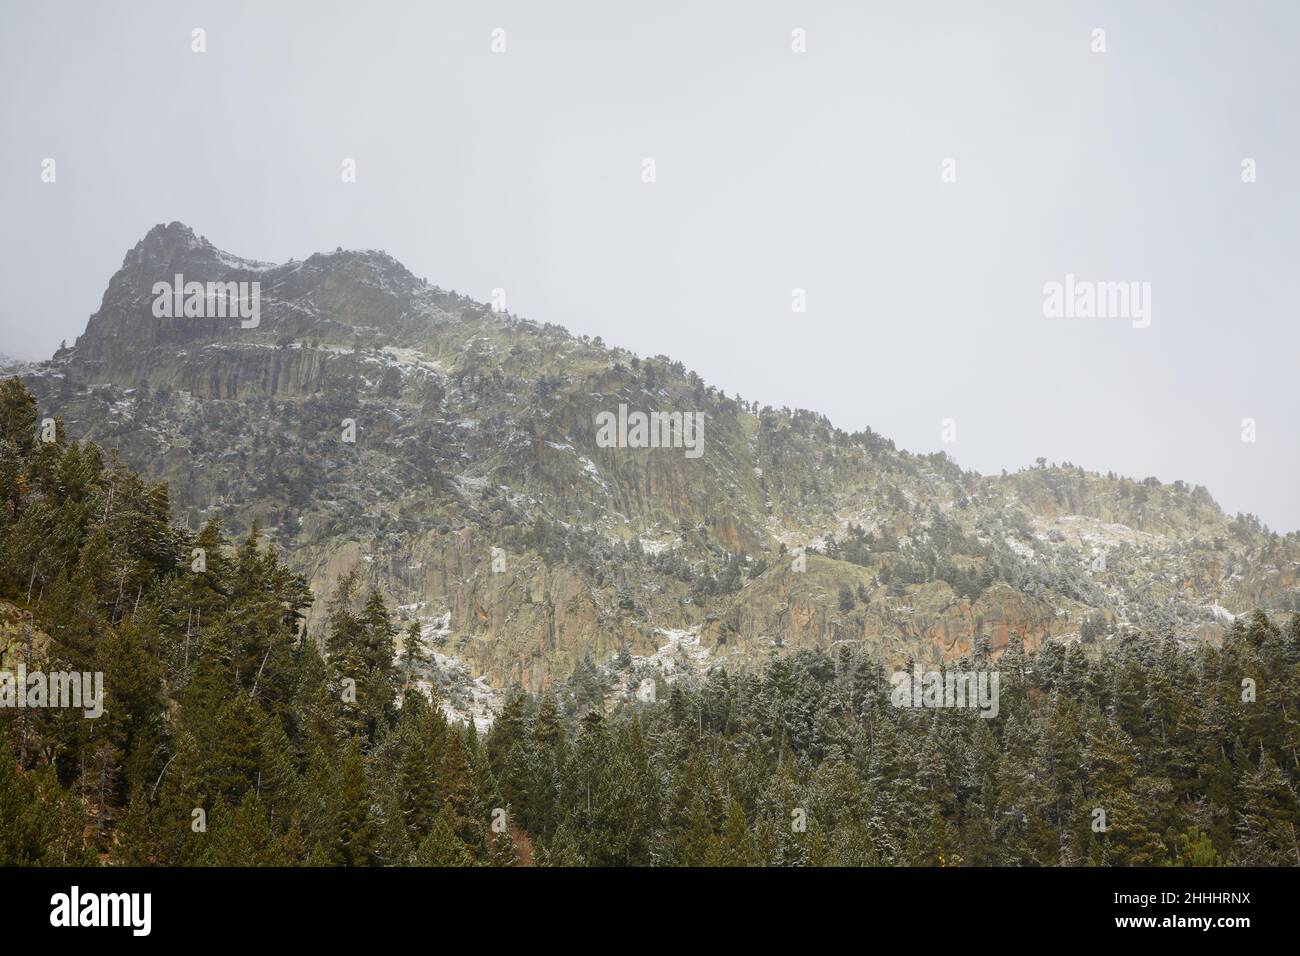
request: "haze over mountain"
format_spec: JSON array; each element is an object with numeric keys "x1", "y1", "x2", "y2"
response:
[{"x1": 15, "y1": 223, "x2": 1299, "y2": 696}]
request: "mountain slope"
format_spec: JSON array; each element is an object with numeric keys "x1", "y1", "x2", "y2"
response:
[{"x1": 18, "y1": 222, "x2": 1300, "y2": 692}]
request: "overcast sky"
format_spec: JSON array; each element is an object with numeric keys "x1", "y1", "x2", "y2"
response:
[{"x1": 1, "y1": 0, "x2": 1297, "y2": 531}]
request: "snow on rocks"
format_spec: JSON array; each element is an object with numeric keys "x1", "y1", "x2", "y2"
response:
[
  {"x1": 1206, "y1": 603, "x2": 1238, "y2": 625},
  {"x1": 398, "y1": 612, "x2": 504, "y2": 731},
  {"x1": 639, "y1": 626, "x2": 711, "y2": 679}
]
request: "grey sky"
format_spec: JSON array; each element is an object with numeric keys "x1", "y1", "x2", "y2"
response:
[{"x1": 2, "y1": 0, "x2": 1297, "y2": 530}]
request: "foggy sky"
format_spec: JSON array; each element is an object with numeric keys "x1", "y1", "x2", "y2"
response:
[{"x1": 2, "y1": 0, "x2": 1297, "y2": 530}]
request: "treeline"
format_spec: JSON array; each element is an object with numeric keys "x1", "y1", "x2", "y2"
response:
[{"x1": 1, "y1": 376, "x2": 1298, "y2": 866}]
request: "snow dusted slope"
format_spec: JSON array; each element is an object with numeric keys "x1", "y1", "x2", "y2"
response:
[
  {"x1": 17, "y1": 222, "x2": 1299, "y2": 702},
  {"x1": 397, "y1": 611, "x2": 504, "y2": 730}
]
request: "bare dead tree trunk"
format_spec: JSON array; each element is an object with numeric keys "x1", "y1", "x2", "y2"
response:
[{"x1": 250, "y1": 640, "x2": 274, "y2": 699}]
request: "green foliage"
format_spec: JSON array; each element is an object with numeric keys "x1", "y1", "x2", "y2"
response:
[{"x1": 1, "y1": 376, "x2": 1297, "y2": 867}]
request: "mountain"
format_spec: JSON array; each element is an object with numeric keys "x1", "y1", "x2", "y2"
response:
[{"x1": 17, "y1": 222, "x2": 1300, "y2": 697}]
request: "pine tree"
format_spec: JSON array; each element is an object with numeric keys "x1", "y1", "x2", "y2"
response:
[
  {"x1": 535, "y1": 822, "x2": 583, "y2": 867},
  {"x1": 1233, "y1": 753, "x2": 1300, "y2": 865},
  {"x1": 707, "y1": 797, "x2": 754, "y2": 867},
  {"x1": 487, "y1": 821, "x2": 519, "y2": 867},
  {"x1": 413, "y1": 804, "x2": 474, "y2": 866},
  {"x1": 437, "y1": 728, "x2": 480, "y2": 850},
  {"x1": 334, "y1": 738, "x2": 376, "y2": 866},
  {"x1": 1174, "y1": 826, "x2": 1223, "y2": 866}
]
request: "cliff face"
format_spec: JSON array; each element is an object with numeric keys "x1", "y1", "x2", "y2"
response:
[{"x1": 20, "y1": 223, "x2": 1300, "y2": 693}]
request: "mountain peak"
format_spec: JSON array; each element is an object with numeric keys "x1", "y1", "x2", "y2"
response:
[
  {"x1": 129, "y1": 221, "x2": 202, "y2": 260},
  {"x1": 144, "y1": 220, "x2": 198, "y2": 243},
  {"x1": 124, "y1": 222, "x2": 277, "y2": 273}
]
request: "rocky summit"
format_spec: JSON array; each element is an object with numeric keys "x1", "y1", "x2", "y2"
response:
[{"x1": 17, "y1": 223, "x2": 1300, "y2": 697}]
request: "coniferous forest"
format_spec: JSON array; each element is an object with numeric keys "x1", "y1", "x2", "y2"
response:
[{"x1": 2, "y1": 377, "x2": 1298, "y2": 868}]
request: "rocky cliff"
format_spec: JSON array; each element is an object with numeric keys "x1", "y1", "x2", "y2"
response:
[{"x1": 18, "y1": 223, "x2": 1300, "y2": 695}]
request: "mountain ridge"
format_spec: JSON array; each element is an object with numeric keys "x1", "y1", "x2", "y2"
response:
[{"x1": 17, "y1": 222, "x2": 1300, "y2": 694}]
